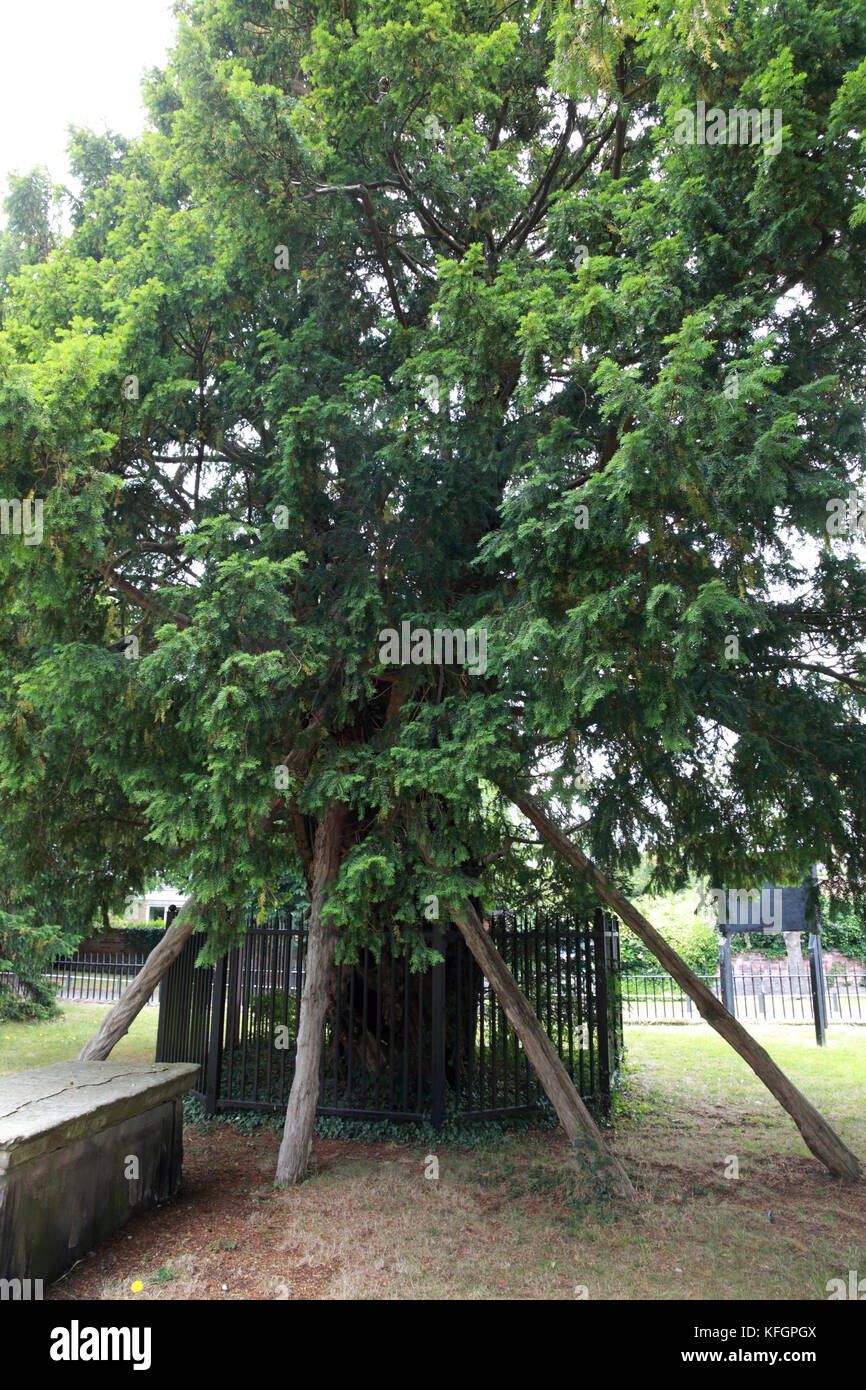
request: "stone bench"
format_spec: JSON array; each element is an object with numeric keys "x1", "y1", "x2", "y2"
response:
[{"x1": 0, "y1": 1061, "x2": 199, "y2": 1284}]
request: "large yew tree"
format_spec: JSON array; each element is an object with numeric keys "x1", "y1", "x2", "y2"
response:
[{"x1": 1, "y1": 0, "x2": 864, "y2": 1183}]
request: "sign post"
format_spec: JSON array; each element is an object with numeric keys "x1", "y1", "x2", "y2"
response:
[
  {"x1": 718, "y1": 930, "x2": 735, "y2": 1015},
  {"x1": 807, "y1": 933, "x2": 827, "y2": 1047}
]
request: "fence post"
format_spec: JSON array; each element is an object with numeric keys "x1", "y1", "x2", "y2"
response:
[
  {"x1": 430, "y1": 923, "x2": 446, "y2": 1130},
  {"x1": 718, "y1": 930, "x2": 735, "y2": 1015},
  {"x1": 592, "y1": 908, "x2": 611, "y2": 1110},
  {"x1": 609, "y1": 914, "x2": 623, "y2": 1074},
  {"x1": 204, "y1": 953, "x2": 228, "y2": 1115},
  {"x1": 154, "y1": 956, "x2": 169, "y2": 1061},
  {"x1": 807, "y1": 933, "x2": 827, "y2": 1047}
]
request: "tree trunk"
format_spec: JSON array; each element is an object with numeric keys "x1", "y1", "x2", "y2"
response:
[
  {"x1": 77, "y1": 899, "x2": 202, "y2": 1061},
  {"x1": 326, "y1": 929, "x2": 483, "y2": 1100},
  {"x1": 512, "y1": 790, "x2": 861, "y2": 1182},
  {"x1": 275, "y1": 801, "x2": 346, "y2": 1185}
]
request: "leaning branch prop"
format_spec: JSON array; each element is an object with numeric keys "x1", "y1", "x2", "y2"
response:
[
  {"x1": 417, "y1": 836, "x2": 635, "y2": 1200},
  {"x1": 511, "y1": 789, "x2": 861, "y2": 1183},
  {"x1": 77, "y1": 899, "x2": 203, "y2": 1062}
]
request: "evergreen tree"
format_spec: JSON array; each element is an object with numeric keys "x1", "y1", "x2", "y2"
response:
[{"x1": 1, "y1": 0, "x2": 863, "y2": 1180}]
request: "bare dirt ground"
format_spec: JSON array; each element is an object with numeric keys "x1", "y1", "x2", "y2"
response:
[{"x1": 45, "y1": 1112, "x2": 866, "y2": 1301}]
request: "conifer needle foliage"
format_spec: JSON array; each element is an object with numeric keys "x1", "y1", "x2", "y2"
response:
[{"x1": 0, "y1": 0, "x2": 864, "y2": 964}]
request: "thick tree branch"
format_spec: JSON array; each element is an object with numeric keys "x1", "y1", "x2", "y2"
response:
[
  {"x1": 354, "y1": 187, "x2": 407, "y2": 327},
  {"x1": 417, "y1": 828, "x2": 635, "y2": 1199},
  {"x1": 96, "y1": 565, "x2": 195, "y2": 630}
]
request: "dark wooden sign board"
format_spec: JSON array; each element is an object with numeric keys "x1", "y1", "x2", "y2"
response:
[
  {"x1": 719, "y1": 872, "x2": 819, "y2": 934},
  {"x1": 721, "y1": 885, "x2": 809, "y2": 933}
]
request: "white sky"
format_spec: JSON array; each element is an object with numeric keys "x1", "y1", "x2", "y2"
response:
[{"x1": 0, "y1": 0, "x2": 178, "y2": 201}]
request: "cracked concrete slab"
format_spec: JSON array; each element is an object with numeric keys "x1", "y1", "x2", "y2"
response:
[{"x1": 0, "y1": 1062, "x2": 200, "y2": 1173}]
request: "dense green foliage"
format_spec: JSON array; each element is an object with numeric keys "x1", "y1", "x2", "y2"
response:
[
  {"x1": 816, "y1": 897, "x2": 866, "y2": 962},
  {"x1": 619, "y1": 889, "x2": 719, "y2": 972},
  {"x1": 0, "y1": 901, "x2": 76, "y2": 1020},
  {"x1": 0, "y1": 0, "x2": 864, "y2": 970},
  {"x1": 0, "y1": 827, "x2": 97, "y2": 1018}
]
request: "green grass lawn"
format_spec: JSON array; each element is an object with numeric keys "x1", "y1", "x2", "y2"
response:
[
  {"x1": 622, "y1": 1024, "x2": 865, "y2": 1148},
  {"x1": 0, "y1": 1001, "x2": 159, "y2": 1076}
]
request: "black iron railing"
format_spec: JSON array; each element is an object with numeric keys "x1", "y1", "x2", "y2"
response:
[
  {"x1": 0, "y1": 952, "x2": 157, "y2": 1004},
  {"x1": 155, "y1": 908, "x2": 624, "y2": 1126},
  {"x1": 620, "y1": 967, "x2": 866, "y2": 1023}
]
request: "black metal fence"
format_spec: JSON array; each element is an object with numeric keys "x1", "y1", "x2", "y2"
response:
[
  {"x1": 621, "y1": 968, "x2": 866, "y2": 1023},
  {"x1": 0, "y1": 952, "x2": 157, "y2": 1004},
  {"x1": 155, "y1": 908, "x2": 624, "y2": 1127}
]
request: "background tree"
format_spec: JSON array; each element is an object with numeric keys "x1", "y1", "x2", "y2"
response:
[
  {"x1": 0, "y1": 169, "x2": 62, "y2": 301},
  {"x1": 0, "y1": 869, "x2": 78, "y2": 1022},
  {"x1": 0, "y1": 0, "x2": 864, "y2": 1181}
]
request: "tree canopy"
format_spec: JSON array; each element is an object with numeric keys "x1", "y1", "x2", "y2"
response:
[{"x1": 1, "y1": 0, "x2": 865, "y2": 973}]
